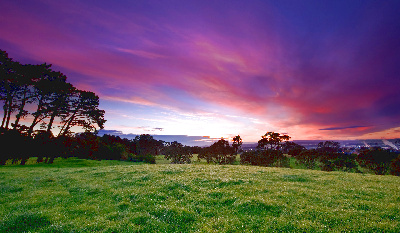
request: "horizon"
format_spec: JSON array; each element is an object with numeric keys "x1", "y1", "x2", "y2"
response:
[
  {"x1": 1, "y1": 0, "x2": 400, "y2": 141},
  {"x1": 97, "y1": 129, "x2": 400, "y2": 147}
]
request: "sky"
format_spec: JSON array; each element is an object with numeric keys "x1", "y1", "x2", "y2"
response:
[{"x1": 1, "y1": 0, "x2": 400, "y2": 145}]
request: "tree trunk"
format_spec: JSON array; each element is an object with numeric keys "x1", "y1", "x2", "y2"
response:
[
  {"x1": 4, "y1": 95, "x2": 14, "y2": 129},
  {"x1": 28, "y1": 98, "x2": 44, "y2": 136},
  {"x1": 46, "y1": 110, "x2": 57, "y2": 134},
  {"x1": 1, "y1": 99, "x2": 8, "y2": 128},
  {"x1": 59, "y1": 111, "x2": 77, "y2": 136},
  {"x1": 14, "y1": 88, "x2": 28, "y2": 128}
]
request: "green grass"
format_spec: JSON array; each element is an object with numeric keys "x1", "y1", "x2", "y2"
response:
[{"x1": 1, "y1": 158, "x2": 400, "y2": 232}]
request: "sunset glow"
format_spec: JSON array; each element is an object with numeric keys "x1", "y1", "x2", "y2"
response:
[{"x1": 1, "y1": 0, "x2": 399, "y2": 143}]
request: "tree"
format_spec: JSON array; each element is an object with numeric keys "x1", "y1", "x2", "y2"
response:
[
  {"x1": 316, "y1": 141, "x2": 341, "y2": 171},
  {"x1": 12, "y1": 64, "x2": 48, "y2": 132},
  {"x1": 0, "y1": 50, "x2": 106, "y2": 136},
  {"x1": 389, "y1": 155, "x2": 400, "y2": 176},
  {"x1": 202, "y1": 138, "x2": 235, "y2": 164},
  {"x1": 0, "y1": 51, "x2": 20, "y2": 129},
  {"x1": 240, "y1": 149, "x2": 288, "y2": 167},
  {"x1": 357, "y1": 148, "x2": 398, "y2": 175},
  {"x1": 163, "y1": 141, "x2": 192, "y2": 164},
  {"x1": 257, "y1": 132, "x2": 290, "y2": 150},
  {"x1": 134, "y1": 134, "x2": 163, "y2": 156},
  {"x1": 281, "y1": 141, "x2": 306, "y2": 157},
  {"x1": 293, "y1": 149, "x2": 319, "y2": 169},
  {"x1": 44, "y1": 78, "x2": 74, "y2": 134},
  {"x1": 232, "y1": 135, "x2": 243, "y2": 154},
  {"x1": 73, "y1": 132, "x2": 100, "y2": 159},
  {"x1": 27, "y1": 67, "x2": 64, "y2": 135},
  {"x1": 58, "y1": 90, "x2": 105, "y2": 136}
]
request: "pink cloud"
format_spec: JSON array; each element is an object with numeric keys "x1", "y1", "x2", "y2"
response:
[{"x1": 1, "y1": 0, "x2": 400, "y2": 140}]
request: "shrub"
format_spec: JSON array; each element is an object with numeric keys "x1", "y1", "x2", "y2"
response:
[
  {"x1": 356, "y1": 148, "x2": 398, "y2": 175},
  {"x1": 198, "y1": 139, "x2": 235, "y2": 165},
  {"x1": 163, "y1": 141, "x2": 193, "y2": 164},
  {"x1": 293, "y1": 149, "x2": 319, "y2": 169},
  {"x1": 240, "y1": 149, "x2": 288, "y2": 167},
  {"x1": 128, "y1": 154, "x2": 155, "y2": 164},
  {"x1": 389, "y1": 155, "x2": 400, "y2": 176},
  {"x1": 332, "y1": 153, "x2": 358, "y2": 172}
]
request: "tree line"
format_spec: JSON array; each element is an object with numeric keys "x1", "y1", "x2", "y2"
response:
[{"x1": 194, "y1": 132, "x2": 400, "y2": 176}]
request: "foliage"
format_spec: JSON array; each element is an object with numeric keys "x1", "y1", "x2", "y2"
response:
[
  {"x1": 129, "y1": 154, "x2": 156, "y2": 164},
  {"x1": 163, "y1": 141, "x2": 193, "y2": 164},
  {"x1": 0, "y1": 49, "x2": 105, "y2": 136},
  {"x1": 315, "y1": 141, "x2": 343, "y2": 171},
  {"x1": 257, "y1": 132, "x2": 290, "y2": 150},
  {"x1": 241, "y1": 149, "x2": 289, "y2": 167},
  {"x1": 389, "y1": 155, "x2": 400, "y2": 176},
  {"x1": 293, "y1": 149, "x2": 319, "y2": 169},
  {"x1": 292, "y1": 142, "x2": 359, "y2": 172},
  {"x1": 240, "y1": 132, "x2": 289, "y2": 167},
  {"x1": 357, "y1": 148, "x2": 399, "y2": 175},
  {"x1": 134, "y1": 134, "x2": 164, "y2": 156},
  {"x1": 281, "y1": 141, "x2": 306, "y2": 157},
  {"x1": 317, "y1": 141, "x2": 341, "y2": 153},
  {"x1": 232, "y1": 135, "x2": 243, "y2": 154},
  {"x1": 331, "y1": 153, "x2": 359, "y2": 172},
  {"x1": 198, "y1": 138, "x2": 236, "y2": 164},
  {"x1": 0, "y1": 128, "x2": 31, "y2": 165}
]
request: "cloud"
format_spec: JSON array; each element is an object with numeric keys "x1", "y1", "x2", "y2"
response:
[
  {"x1": 1, "y1": 0, "x2": 400, "y2": 140},
  {"x1": 320, "y1": 126, "x2": 368, "y2": 131}
]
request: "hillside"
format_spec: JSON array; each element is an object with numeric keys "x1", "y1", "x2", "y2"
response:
[{"x1": 1, "y1": 158, "x2": 399, "y2": 232}]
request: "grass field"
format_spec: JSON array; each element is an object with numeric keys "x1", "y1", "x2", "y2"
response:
[{"x1": 1, "y1": 157, "x2": 400, "y2": 232}]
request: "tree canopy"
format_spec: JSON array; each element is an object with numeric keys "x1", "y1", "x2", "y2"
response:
[{"x1": 0, "y1": 49, "x2": 105, "y2": 136}]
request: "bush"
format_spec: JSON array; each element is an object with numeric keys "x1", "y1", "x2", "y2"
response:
[
  {"x1": 95, "y1": 142, "x2": 128, "y2": 160},
  {"x1": 163, "y1": 141, "x2": 193, "y2": 164},
  {"x1": 356, "y1": 148, "x2": 398, "y2": 175},
  {"x1": 293, "y1": 149, "x2": 319, "y2": 169},
  {"x1": 389, "y1": 155, "x2": 400, "y2": 176},
  {"x1": 198, "y1": 139, "x2": 235, "y2": 165},
  {"x1": 332, "y1": 153, "x2": 358, "y2": 172},
  {"x1": 240, "y1": 150, "x2": 257, "y2": 165},
  {"x1": 128, "y1": 154, "x2": 155, "y2": 164},
  {"x1": 240, "y1": 149, "x2": 288, "y2": 167}
]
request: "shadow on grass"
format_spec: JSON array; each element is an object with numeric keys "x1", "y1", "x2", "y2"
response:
[
  {"x1": 0, "y1": 213, "x2": 51, "y2": 233},
  {"x1": 237, "y1": 200, "x2": 283, "y2": 217}
]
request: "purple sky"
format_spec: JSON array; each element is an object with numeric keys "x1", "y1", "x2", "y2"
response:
[{"x1": 1, "y1": 0, "x2": 400, "y2": 143}]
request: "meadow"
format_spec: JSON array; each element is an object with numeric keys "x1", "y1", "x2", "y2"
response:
[{"x1": 1, "y1": 157, "x2": 399, "y2": 232}]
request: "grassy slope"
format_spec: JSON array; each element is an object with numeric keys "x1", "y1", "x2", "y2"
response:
[{"x1": 1, "y1": 158, "x2": 399, "y2": 232}]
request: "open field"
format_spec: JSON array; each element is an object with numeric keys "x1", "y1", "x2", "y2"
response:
[{"x1": 1, "y1": 158, "x2": 400, "y2": 232}]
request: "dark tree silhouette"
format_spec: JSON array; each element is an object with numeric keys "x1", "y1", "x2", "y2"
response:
[
  {"x1": 58, "y1": 90, "x2": 105, "y2": 136},
  {"x1": 257, "y1": 132, "x2": 290, "y2": 150},
  {"x1": 0, "y1": 49, "x2": 107, "y2": 165},
  {"x1": 240, "y1": 132, "x2": 289, "y2": 167},
  {"x1": 316, "y1": 141, "x2": 341, "y2": 171},
  {"x1": 293, "y1": 149, "x2": 319, "y2": 169},
  {"x1": 232, "y1": 135, "x2": 243, "y2": 154},
  {"x1": 390, "y1": 155, "x2": 400, "y2": 176},
  {"x1": 199, "y1": 138, "x2": 236, "y2": 164},
  {"x1": 0, "y1": 49, "x2": 106, "y2": 136},
  {"x1": 357, "y1": 148, "x2": 398, "y2": 175},
  {"x1": 280, "y1": 141, "x2": 306, "y2": 157},
  {"x1": 163, "y1": 141, "x2": 192, "y2": 164},
  {"x1": 0, "y1": 51, "x2": 20, "y2": 129}
]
